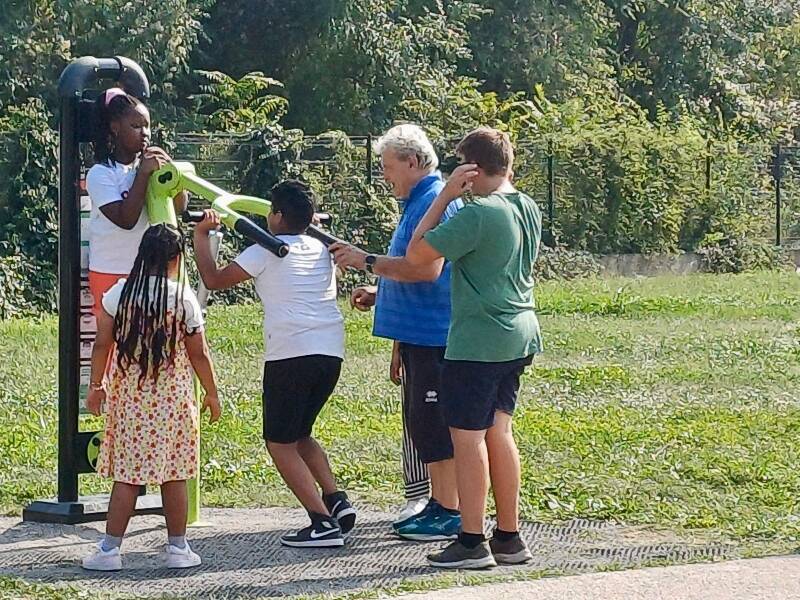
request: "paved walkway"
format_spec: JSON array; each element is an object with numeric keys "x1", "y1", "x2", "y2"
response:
[
  {"x1": 0, "y1": 507, "x2": 739, "y2": 598},
  {"x1": 394, "y1": 555, "x2": 800, "y2": 600}
]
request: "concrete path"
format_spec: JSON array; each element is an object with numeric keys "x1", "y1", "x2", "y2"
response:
[
  {"x1": 393, "y1": 555, "x2": 800, "y2": 600},
  {"x1": 0, "y1": 507, "x2": 739, "y2": 598}
]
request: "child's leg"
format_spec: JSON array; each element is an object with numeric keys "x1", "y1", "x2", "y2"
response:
[
  {"x1": 486, "y1": 412, "x2": 520, "y2": 532},
  {"x1": 82, "y1": 481, "x2": 138, "y2": 570},
  {"x1": 159, "y1": 480, "x2": 202, "y2": 567},
  {"x1": 450, "y1": 427, "x2": 491, "y2": 535},
  {"x1": 296, "y1": 355, "x2": 344, "y2": 499},
  {"x1": 266, "y1": 440, "x2": 330, "y2": 515},
  {"x1": 296, "y1": 436, "x2": 337, "y2": 496},
  {"x1": 160, "y1": 480, "x2": 188, "y2": 540},
  {"x1": 106, "y1": 481, "x2": 140, "y2": 539},
  {"x1": 486, "y1": 359, "x2": 529, "y2": 534}
]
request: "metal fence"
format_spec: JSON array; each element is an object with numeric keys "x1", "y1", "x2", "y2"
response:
[
  {"x1": 172, "y1": 132, "x2": 381, "y2": 195},
  {"x1": 0, "y1": 132, "x2": 796, "y2": 252},
  {"x1": 173, "y1": 132, "x2": 794, "y2": 252},
  {"x1": 772, "y1": 144, "x2": 800, "y2": 246}
]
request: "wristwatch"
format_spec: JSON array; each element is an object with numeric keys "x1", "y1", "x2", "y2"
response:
[{"x1": 365, "y1": 254, "x2": 377, "y2": 274}]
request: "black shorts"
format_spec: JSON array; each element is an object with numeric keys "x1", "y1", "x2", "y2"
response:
[
  {"x1": 400, "y1": 343, "x2": 453, "y2": 464},
  {"x1": 262, "y1": 354, "x2": 342, "y2": 444},
  {"x1": 441, "y1": 355, "x2": 534, "y2": 431}
]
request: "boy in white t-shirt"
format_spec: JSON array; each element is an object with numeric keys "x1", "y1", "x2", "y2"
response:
[{"x1": 193, "y1": 180, "x2": 355, "y2": 548}]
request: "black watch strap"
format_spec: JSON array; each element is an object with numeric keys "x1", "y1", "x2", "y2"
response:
[{"x1": 365, "y1": 254, "x2": 377, "y2": 274}]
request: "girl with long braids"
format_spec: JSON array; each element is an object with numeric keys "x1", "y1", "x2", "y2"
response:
[
  {"x1": 86, "y1": 87, "x2": 188, "y2": 314},
  {"x1": 82, "y1": 224, "x2": 221, "y2": 571}
]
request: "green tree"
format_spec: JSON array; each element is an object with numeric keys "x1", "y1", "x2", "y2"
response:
[
  {"x1": 191, "y1": 71, "x2": 288, "y2": 132},
  {"x1": 0, "y1": 98, "x2": 60, "y2": 312},
  {"x1": 195, "y1": 0, "x2": 335, "y2": 80},
  {"x1": 597, "y1": 0, "x2": 797, "y2": 129},
  {"x1": 0, "y1": 1, "x2": 71, "y2": 108},
  {"x1": 284, "y1": 0, "x2": 483, "y2": 133},
  {"x1": 0, "y1": 0, "x2": 213, "y2": 112},
  {"x1": 466, "y1": 0, "x2": 612, "y2": 99}
]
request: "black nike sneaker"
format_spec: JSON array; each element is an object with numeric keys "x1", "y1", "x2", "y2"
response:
[
  {"x1": 323, "y1": 491, "x2": 357, "y2": 536},
  {"x1": 280, "y1": 514, "x2": 344, "y2": 548}
]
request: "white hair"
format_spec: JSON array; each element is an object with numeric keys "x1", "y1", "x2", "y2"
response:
[{"x1": 375, "y1": 124, "x2": 439, "y2": 172}]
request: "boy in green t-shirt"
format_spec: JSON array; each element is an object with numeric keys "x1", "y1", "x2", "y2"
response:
[{"x1": 403, "y1": 127, "x2": 542, "y2": 569}]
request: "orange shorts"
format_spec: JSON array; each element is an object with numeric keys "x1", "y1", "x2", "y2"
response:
[{"x1": 88, "y1": 271, "x2": 126, "y2": 316}]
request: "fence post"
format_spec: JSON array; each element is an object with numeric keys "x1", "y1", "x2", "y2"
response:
[
  {"x1": 366, "y1": 134, "x2": 373, "y2": 186},
  {"x1": 705, "y1": 139, "x2": 712, "y2": 195},
  {"x1": 546, "y1": 140, "x2": 555, "y2": 246},
  {"x1": 773, "y1": 143, "x2": 782, "y2": 246}
]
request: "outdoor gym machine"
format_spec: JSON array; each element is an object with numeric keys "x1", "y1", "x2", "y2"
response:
[
  {"x1": 24, "y1": 56, "x2": 161, "y2": 524},
  {"x1": 147, "y1": 161, "x2": 343, "y2": 249},
  {"x1": 24, "y1": 56, "x2": 344, "y2": 525}
]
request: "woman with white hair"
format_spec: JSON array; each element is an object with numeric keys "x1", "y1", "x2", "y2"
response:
[{"x1": 330, "y1": 123, "x2": 463, "y2": 541}]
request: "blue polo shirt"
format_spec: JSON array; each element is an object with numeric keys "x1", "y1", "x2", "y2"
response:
[{"x1": 373, "y1": 172, "x2": 462, "y2": 347}]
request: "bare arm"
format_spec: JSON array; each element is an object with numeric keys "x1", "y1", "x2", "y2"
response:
[
  {"x1": 390, "y1": 340, "x2": 403, "y2": 385},
  {"x1": 184, "y1": 330, "x2": 221, "y2": 422},
  {"x1": 99, "y1": 168, "x2": 151, "y2": 230},
  {"x1": 85, "y1": 309, "x2": 115, "y2": 416},
  {"x1": 329, "y1": 243, "x2": 443, "y2": 282},
  {"x1": 373, "y1": 254, "x2": 444, "y2": 282},
  {"x1": 184, "y1": 331, "x2": 218, "y2": 396},
  {"x1": 332, "y1": 166, "x2": 477, "y2": 278},
  {"x1": 193, "y1": 210, "x2": 252, "y2": 290},
  {"x1": 172, "y1": 190, "x2": 189, "y2": 214},
  {"x1": 98, "y1": 148, "x2": 167, "y2": 229},
  {"x1": 407, "y1": 164, "x2": 477, "y2": 264}
]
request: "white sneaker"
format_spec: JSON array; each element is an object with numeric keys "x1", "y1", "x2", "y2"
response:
[
  {"x1": 163, "y1": 542, "x2": 202, "y2": 569},
  {"x1": 393, "y1": 497, "x2": 429, "y2": 526},
  {"x1": 82, "y1": 542, "x2": 122, "y2": 571}
]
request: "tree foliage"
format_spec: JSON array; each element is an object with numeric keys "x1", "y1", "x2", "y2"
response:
[{"x1": 1, "y1": 0, "x2": 799, "y2": 313}]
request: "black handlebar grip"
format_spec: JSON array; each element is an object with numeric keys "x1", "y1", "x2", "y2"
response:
[
  {"x1": 234, "y1": 217, "x2": 289, "y2": 258},
  {"x1": 181, "y1": 210, "x2": 205, "y2": 223},
  {"x1": 306, "y1": 224, "x2": 346, "y2": 247}
]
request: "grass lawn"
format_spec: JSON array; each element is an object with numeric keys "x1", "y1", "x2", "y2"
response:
[{"x1": 2, "y1": 271, "x2": 800, "y2": 556}]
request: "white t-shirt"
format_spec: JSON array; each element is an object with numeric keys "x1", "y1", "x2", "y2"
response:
[
  {"x1": 234, "y1": 235, "x2": 344, "y2": 362},
  {"x1": 101, "y1": 277, "x2": 205, "y2": 333},
  {"x1": 86, "y1": 161, "x2": 150, "y2": 274}
]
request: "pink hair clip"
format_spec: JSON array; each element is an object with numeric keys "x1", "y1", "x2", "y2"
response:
[{"x1": 104, "y1": 87, "x2": 126, "y2": 107}]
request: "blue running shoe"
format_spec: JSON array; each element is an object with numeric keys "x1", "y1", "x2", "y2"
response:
[
  {"x1": 392, "y1": 497, "x2": 439, "y2": 532},
  {"x1": 395, "y1": 501, "x2": 461, "y2": 541}
]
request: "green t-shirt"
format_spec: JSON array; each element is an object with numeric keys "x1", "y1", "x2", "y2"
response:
[{"x1": 424, "y1": 191, "x2": 543, "y2": 362}]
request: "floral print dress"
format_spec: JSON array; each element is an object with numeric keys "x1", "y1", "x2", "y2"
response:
[{"x1": 96, "y1": 277, "x2": 204, "y2": 485}]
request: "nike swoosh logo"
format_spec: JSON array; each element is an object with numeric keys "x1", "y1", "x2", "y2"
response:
[
  {"x1": 331, "y1": 501, "x2": 342, "y2": 514},
  {"x1": 310, "y1": 527, "x2": 340, "y2": 539}
]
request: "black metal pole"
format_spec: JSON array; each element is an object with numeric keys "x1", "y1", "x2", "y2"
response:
[
  {"x1": 366, "y1": 134, "x2": 373, "y2": 186},
  {"x1": 56, "y1": 57, "x2": 149, "y2": 504},
  {"x1": 57, "y1": 94, "x2": 80, "y2": 503},
  {"x1": 547, "y1": 141, "x2": 555, "y2": 232},
  {"x1": 705, "y1": 140, "x2": 712, "y2": 195},
  {"x1": 26, "y1": 57, "x2": 153, "y2": 523},
  {"x1": 774, "y1": 143, "x2": 782, "y2": 246}
]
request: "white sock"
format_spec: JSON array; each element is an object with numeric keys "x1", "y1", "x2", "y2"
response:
[
  {"x1": 168, "y1": 535, "x2": 187, "y2": 549},
  {"x1": 100, "y1": 535, "x2": 122, "y2": 552}
]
